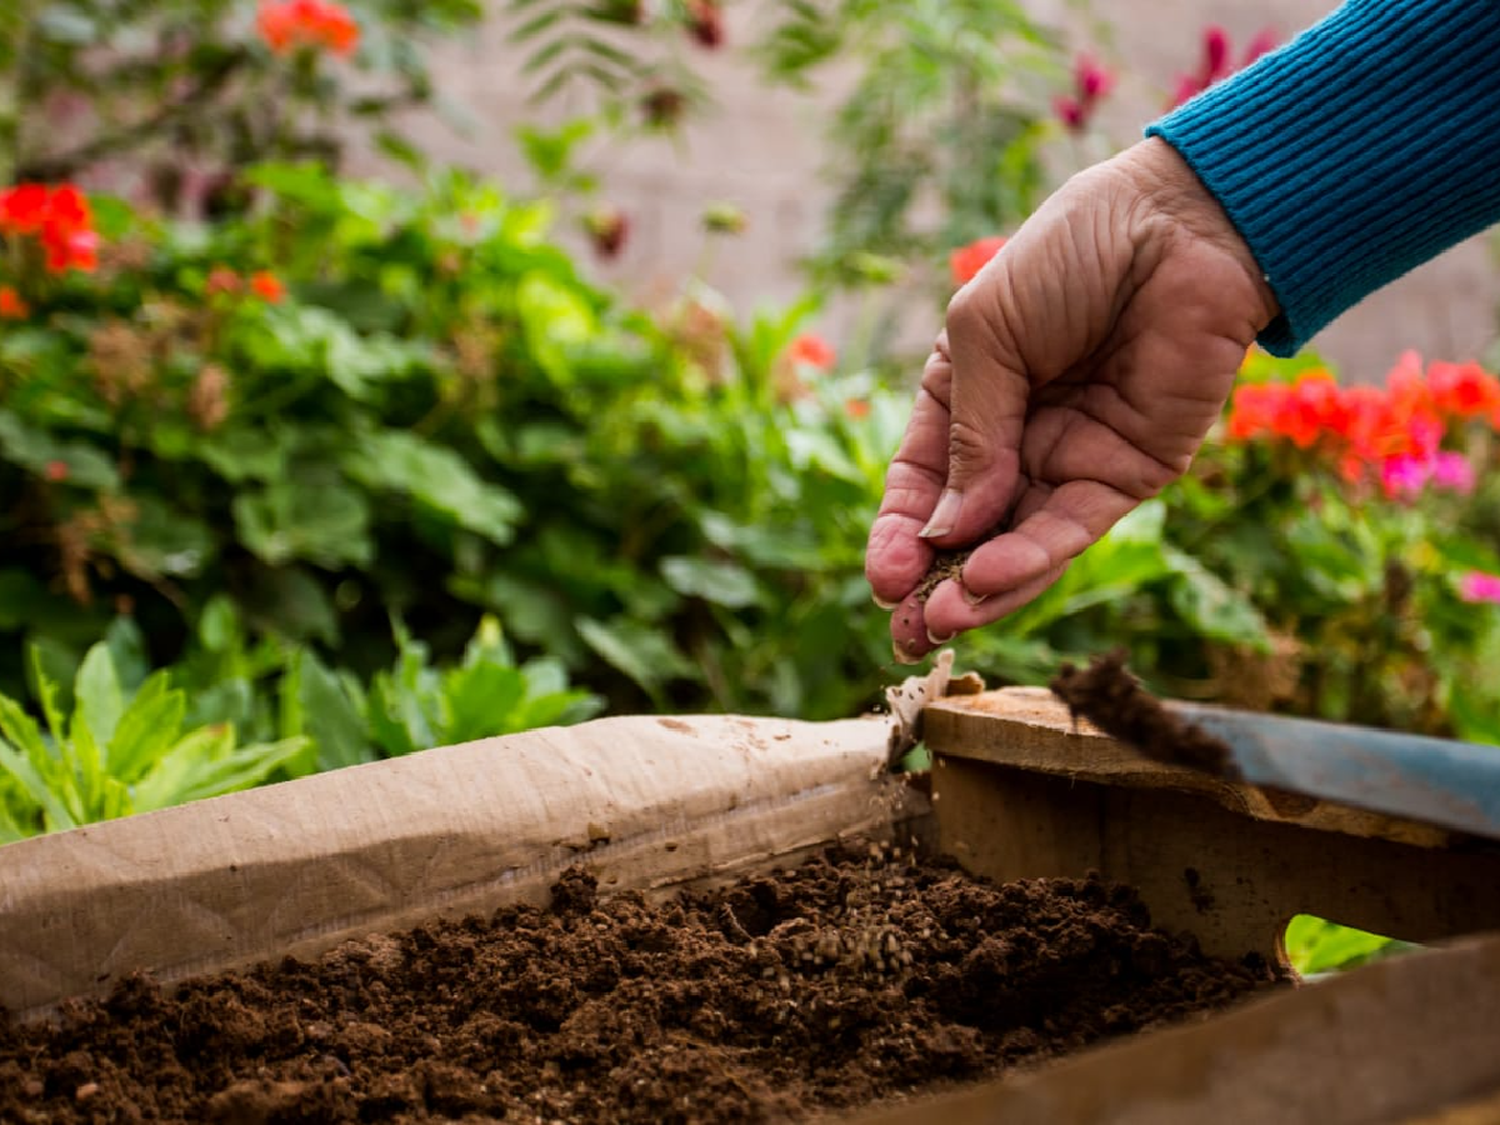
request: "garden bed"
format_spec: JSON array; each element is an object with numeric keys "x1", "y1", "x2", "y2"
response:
[{"x1": 0, "y1": 841, "x2": 1279, "y2": 1124}]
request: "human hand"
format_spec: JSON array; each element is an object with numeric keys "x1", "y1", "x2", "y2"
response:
[{"x1": 866, "y1": 138, "x2": 1279, "y2": 663}]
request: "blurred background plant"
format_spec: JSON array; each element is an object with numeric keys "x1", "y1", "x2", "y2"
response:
[{"x1": 2, "y1": 3, "x2": 1499, "y2": 981}]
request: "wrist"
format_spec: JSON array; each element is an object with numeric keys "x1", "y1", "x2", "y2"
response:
[{"x1": 1122, "y1": 138, "x2": 1281, "y2": 333}]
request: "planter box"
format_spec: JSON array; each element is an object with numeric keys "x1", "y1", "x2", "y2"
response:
[{"x1": 4, "y1": 676, "x2": 1500, "y2": 1123}]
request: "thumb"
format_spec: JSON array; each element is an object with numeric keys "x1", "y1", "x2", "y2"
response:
[{"x1": 918, "y1": 287, "x2": 1028, "y2": 547}]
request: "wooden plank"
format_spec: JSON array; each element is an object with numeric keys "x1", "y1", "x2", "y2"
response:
[
  {"x1": 924, "y1": 688, "x2": 1500, "y2": 962},
  {"x1": 925, "y1": 687, "x2": 1464, "y2": 848},
  {"x1": 846, "y1": 931, "x2": 1500, "y2": 1125}
]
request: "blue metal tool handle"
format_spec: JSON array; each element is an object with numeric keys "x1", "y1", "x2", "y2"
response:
[{"x1": 1172, "y1": 703, "x2": 1500, "y2": 841}]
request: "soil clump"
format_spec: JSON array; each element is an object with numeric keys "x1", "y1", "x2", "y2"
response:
[
  {"x1": 0, "y1": 842, "x2": 1280, "y2": 1123},
  {"x1": 1052, "y1": 650, "x2": 1239, "y2": 778}
]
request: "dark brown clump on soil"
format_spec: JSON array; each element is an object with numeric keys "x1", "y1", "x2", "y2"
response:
[
  {"x1": 1051, "y1": 650, "x2": 1240, "y2": 779},
  {"x1": 0, "y1": 843, "x2": 1280, "y2": 1124}
]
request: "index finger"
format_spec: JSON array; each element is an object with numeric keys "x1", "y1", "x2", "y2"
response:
[{"x1": 864, "y1": 340, "x2": 953, "y2": 607}]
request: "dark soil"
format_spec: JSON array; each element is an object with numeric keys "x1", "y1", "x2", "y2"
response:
[
  {"x1": 914, "y1": 548, "x2": 969, "y2": 603},
  {"x1": 1052, "y1": 651, "x2": 1239, "y2": 778},
  {"x1": 0, "y1": 842, "x2": 1282, "y2": 1124}
]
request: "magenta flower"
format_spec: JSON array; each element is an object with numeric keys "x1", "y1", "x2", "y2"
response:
[
  {"x1": 1431, "y1": 451, "x2": 1477, "y2": 495},
  {"x1": 1459, "y1": 572, "x2": 1500, "y2": 605},
  {"x1": 1379, "y1": 454, "x2": 1429, "y2": 500},
  {"x1": 1056, "y1": 53, "x2": 1114, "y2": 133}
]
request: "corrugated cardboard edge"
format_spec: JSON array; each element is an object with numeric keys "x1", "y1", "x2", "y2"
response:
[{"x1": 0, "y1": 711, "x2": 927, "y2": 1022}]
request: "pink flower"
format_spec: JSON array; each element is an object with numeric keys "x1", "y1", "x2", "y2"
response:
[
  {"x1": 1053, "y1": 95, "x2": 1085, "y2": 131},
  {"x1": 1201, "y1": 26, "x2": 1231, "y2": 82},
  {"x1": 1379, "y1": 454, "x2": 1429, "y2": 501},
  {"x1": 1074, "y1": 55, "x2": 1114, "y2": 100},
  {"x1": 1430, "y1": 451, "x2": 1476, "y2": 495},
  {"x1": 1242, "y1": 29, "x2": 1279, "y2": 66},
  {"x1": 1458, "y1": 572, "x2": 1500, "y2": 605},
  {"x1": 1056, "y1": 53, "x2": 1114, "y2": 133}
]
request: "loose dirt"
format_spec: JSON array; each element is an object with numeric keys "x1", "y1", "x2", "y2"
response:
[
  {"x1": 1052, "y1": 650, "x2": 1239, "y2": 778},
  {"x1": 0, "y1": 842, "x2": 1281, "y2": 1124}
]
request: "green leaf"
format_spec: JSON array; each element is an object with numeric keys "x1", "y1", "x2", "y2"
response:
[
  {"x1": 0, "y1": 696, "x2": 76, "y2": 832},
  {"x1": 577, "y1": 616, "x2": 698, "y2": 703},
  {"x1": 136, "y1": 733, "x2": 307, "y2": 810},
  {"x1": 0, "y1": 569, "x2": 47, "y2": 630},
  {"x1": 104, "y1": 615, "x2": 151, "y2": 694},
  {"x1": 107, "y1": 674, "x2": 186, "y2": 785},
  {"x1": 346, "y1": 431, "x2": 521, "y2": 545},
  {"x1": 233, "y1": 479, "x2": 374, "y2": 568},
  {"x1": 441, "y1": 662, "x2": 528, "y2": 743},
  {"x1": 128, "y1": 724, "x2": 233, "y2": 811},
  {"x1": 1164, "y1": 548, "x2": 1272, "y2": 648},
  {"x1": 290, "y1": 649, "x2": 373, "y2": 771},
  {"x1": 661, "y1": 556, "x2": 763, "y2": 609},
  {"x1": 1284, "y1": 915, "x2": 1415, "y2": 975},
  {"x1": 0, "y1": 410, "x2": 120, "y2": 490},
  {"x1": 74, "y1": 643, "x2": 125, "y2": 751}
]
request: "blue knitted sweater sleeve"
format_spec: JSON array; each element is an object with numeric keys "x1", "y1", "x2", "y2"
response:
[{"x1": 1145, "y1": 0, "x2": 1500, "y2": 357}]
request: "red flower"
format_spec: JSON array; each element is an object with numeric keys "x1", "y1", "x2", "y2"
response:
[
  {"x1": 258, "y1": 0, "x2": 360, "y2": 57},
  {"x1": 1428, "y1": 360, "x2": 1500, "y2": 420},
  {"x1": 949, "y1": 236, "x2": 1007, "y2": 286},
  {"x1": 249, "y1": 271, "x2": 286, "y2": 303},
  {"x1": 844, "y1": 398, "x2": 871, "y2": 421},
  {"x1": 43, "y1": 226, "x2": 98, "y2": 273},
  {"x1": 44, "y1": 460, "x2": 69, "y2": 483},
  {"x1": 0, "y1": 184, "x2": 48, "y2": 235},
  {"x1": 787, "y1": 333, "x2": 836, "y2": 372},
  {"x1": 0, "y1": 285, "x2": 28, "y2": 319},
  {"x1": 1, "y1": 182, "x2": 99, "y2": 273}
]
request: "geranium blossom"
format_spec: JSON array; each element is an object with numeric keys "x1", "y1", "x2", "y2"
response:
[
  {"x1": 1225, "y1": 352, "x2": 1500, "y2": 495},
  {"x1": 249, "y1": 271, "x2": 286, "y2": 303},
  {"x1": 0, "y1": 285, "x2": 28, "y2": 319},
  {"x1": 1055, "y1": 54, "x2": 1114, "y2": 133},
  {"x1": 1458, "y1": 572, "x2": 1500, "y2": 606},
  {"x1": 1430, "y1": 451, "x2": 1476, "y2": 495},
  {"x1": 787, "y1": 333, "x2": 836, "y2": 371},
  {"x1": 257, "y1": 0, "x2": 360, "y2": 56},
  {"x1": 949, "y1": 236, "x2": 1006, "y2": 286},
  {"x1": 1170, "y1": 25, "x2": 1278, "y2": 107},
  {"x1": 0, "y1": 182, "x2": 99, "y2": 273}
]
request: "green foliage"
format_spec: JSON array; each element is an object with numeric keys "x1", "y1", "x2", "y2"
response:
[
  {"x1": 0, "y1": 629, "x2": 305, "y2": 840},
  {"x1": 1284, "y1": 915, "x2": 1415, "y2": 976},
  {"x1": 758, "y1": 0, "x2": 1057, "y2": 281},
  {"x1": 0, "y1": 0, "x2": 482, "y2": 187},
  {"x1": 1144, "y1": 358, "x2": 1500, "y2": 740}
]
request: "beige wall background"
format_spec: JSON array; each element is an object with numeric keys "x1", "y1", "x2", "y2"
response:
[{"x1": 365, "y1": 0, "x2": 1500, "y2": 381}]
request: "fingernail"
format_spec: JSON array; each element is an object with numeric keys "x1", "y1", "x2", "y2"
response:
[
  {"x1": 925, "y1": 628, "x2": 956, "y2": 646},
  {"x1": 872, "y1": 593, "x2": 898, "y2": 610},
  {"x1": 892, "y1": 641, "x2": 923, "y2": 666},
  {"x1": 918, "y1": 489, "x2": 963, "y2": 539},
  {"x1": 962, "y1": 586, "x2": 989, "y2": 608}
]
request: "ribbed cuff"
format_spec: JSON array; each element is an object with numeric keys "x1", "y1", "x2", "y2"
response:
[{"x1": 1146, "y1": 0, "x2": 1500, "y2": 357}]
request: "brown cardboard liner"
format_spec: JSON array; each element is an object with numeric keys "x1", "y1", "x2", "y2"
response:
[{"x1": 0, "y1": 711, "x2": 923, "y2": 1022}]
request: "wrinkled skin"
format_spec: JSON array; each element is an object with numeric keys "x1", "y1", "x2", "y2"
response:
[{"x1": 866, "y1": 138, "x2": 1280, "y2": 663}]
